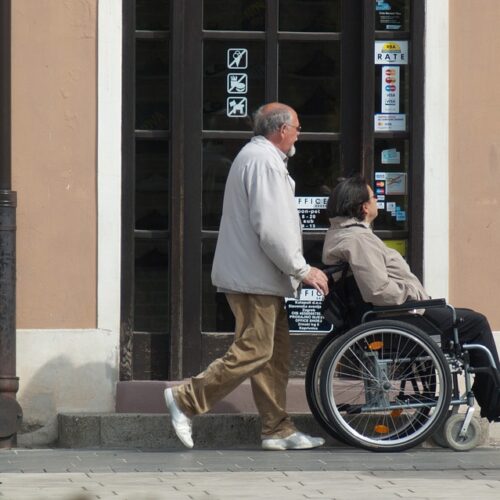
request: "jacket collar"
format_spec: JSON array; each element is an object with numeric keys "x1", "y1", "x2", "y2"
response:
[
  {"x1": 251, "y1": 135, "x2": 288, "y2": 163},
  {"x1": 329, "y1": 216, "x2": 371, "y2": 230}
]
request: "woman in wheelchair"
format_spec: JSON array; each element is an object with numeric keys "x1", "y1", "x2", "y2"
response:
[{"x1": 321, "y1": 176, "x2": 500, "y2": 426}]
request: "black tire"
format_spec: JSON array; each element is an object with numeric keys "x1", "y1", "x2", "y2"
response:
[
  {"x1": 305, "y1": 331, "x2": 349, "y2": 444},
  {"x1": 318, "y1": 320, "x2": 452, "y2": 452}
]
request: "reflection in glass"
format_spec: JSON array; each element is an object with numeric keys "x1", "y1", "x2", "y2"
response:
[
  {"x1": 375, "y1": 0, "x2": 410, "y2": 31},
  {"x1": 279, "y1": 42, "x2": 340, "y2": 132},
  {"x1": 135, "y1": 239, "x2": 169, "y2": 332},
  {"x1": 204, "y1": 41, "x2": 265, "y2": 131},
  {"x1": 204, "y1": 0, "x2": 265, "y2": 31},
  {"x1": 135, "y1": 140, "x2": 170, "y2": 230},
  {"x1": 288, "y1": 141, "x2": 340, "y2": 229},
  {"x1": 136, "y1": 40, "x2": 170, "y2": 130},
  {"x1": 202, "y1": 240, "x2": 236, "y2": 332},
  {"x1": 303, "y1": 240, "x2": 325, "y2": 270},
  {"x1": 279, "y1": 0, "x2": 340, "y2": 32},
  {"x1": 136, "y1": 0, "x2": 170, "y2": 31},
  {"x1": 372, "y1": 139, "x2": 409, "y2": 232},
  {"x1": 203, "y1": 139, "x2": 246, "y2": 230}
]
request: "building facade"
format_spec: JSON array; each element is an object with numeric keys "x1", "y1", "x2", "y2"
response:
[{"x1": 5, "y1": 0, "x2": 500, "y2": 444}]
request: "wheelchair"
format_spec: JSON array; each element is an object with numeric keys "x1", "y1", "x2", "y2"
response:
[{"x1": 306, "y1": 263, "x2": 500, "y2": 452}]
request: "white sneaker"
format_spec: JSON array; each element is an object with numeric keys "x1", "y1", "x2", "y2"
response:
[
  {"x1": 164, "y1": 388, "x2": 193, "y2": 449},
  {"x1": 262, "y1": 431, "x2": 325, "y2": 451}
]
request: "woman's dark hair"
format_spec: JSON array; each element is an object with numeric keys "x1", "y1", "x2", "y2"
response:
[{"x1": 326, "y1": 176, "x2": 370, "y2": 221}]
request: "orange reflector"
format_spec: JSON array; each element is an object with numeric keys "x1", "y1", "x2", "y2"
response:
[
  {"x1": 391, "y1": 409, "x2": 403, "y2": 418},
  {"x1": 374, "y1": 424, "x2": 390, "y2": 434},
  {"x1": 368, "y1": 341, "x2": 384, "y2": 351}
]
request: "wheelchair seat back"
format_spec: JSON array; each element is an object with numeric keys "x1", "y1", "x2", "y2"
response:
[
  {"x1": 321, "y1": 262, "x2": 445, "y2": 345},
  {"x1": 321, "y1": 262, "x2": 371, "y2": 331}
]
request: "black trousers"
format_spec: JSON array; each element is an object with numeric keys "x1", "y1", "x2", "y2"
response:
[{"x1": 397, "y1": 307, "x2": 500, "y2": 421}]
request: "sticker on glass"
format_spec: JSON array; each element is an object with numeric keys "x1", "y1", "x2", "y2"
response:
[
  {"x1": 376, "y1": 1, "x2": 403, "y2": 30},
  {"x1": 227, "y1": 48, "x2": 248, "y2": 69},
  {"x1": 376, "y1": 0, "x2": 391, "y2": 11},
  {"x1": 295, "y1": 197, "x2": 328, "y2": 230},
  {"x1": 227, "y1": 97, "x2": 247, "y2": 117},
  {"x1": 386, "y1": 173, "x2": 407, "y2": 195},
  {"x1": 227, "y1": 73, "x2": 248, "y2": 94},
  {"x1": 396, "y1": 210, "x2": 407, "y2": 222},
  {"x1": 375, "y1": 41, "x2": 408, "y2": 65},
  {"x1": 374, "y1": 114, "x2": 406, "y2": 131},
  {"x1": 381, "y1": 148, "x2": 401, "y2": 164},
  {"x1": 381, "y1": 66, "x2": 399, "y2": 113}
]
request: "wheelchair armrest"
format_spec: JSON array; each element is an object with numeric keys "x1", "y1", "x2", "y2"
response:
[
  {"x1": 372, "y1": 298, "x2": 447, "y2": 313},
  {"x1": 362, "y1": 298, "x2": 447, "y2": 321}
]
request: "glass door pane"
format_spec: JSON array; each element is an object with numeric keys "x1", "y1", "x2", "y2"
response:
[{"x1": 279, "y1": 41, "x2": 341, "y2": 132}]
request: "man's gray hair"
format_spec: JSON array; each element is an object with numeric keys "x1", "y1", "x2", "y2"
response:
[{"x1": 253, "y1": 105, "x2": 292, "y2": 136}]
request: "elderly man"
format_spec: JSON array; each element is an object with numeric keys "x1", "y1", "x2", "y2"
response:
[{"x1": 165, "y1": 102, "x2": 329, "y2": 450}]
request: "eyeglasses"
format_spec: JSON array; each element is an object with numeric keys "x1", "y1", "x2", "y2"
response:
[{"x1": 285, "y1": 123, "x2": 302, "y2": 132}]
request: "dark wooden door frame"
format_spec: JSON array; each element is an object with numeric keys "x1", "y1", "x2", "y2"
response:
[{"x1": 120, "y1": 0, "x2": 426, "y2": 380}]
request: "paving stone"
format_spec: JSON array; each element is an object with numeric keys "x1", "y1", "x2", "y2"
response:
[{"x1": 2, "y1": 447, "x2": 500, "y2": 499}]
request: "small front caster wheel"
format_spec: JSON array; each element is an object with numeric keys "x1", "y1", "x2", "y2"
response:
[{"x1": 443, "y1": 413, "x2": 482, "y2": 451}]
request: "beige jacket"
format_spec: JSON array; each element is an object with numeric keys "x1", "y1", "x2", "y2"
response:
[
  {"x1": 322, "y1": 217, "x2": 429, "y2": 306},
  {"x1": 211, "y1": 136, "x2": 310, "y2": 298}
]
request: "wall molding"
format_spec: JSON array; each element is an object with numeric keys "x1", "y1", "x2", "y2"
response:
[{"x1": 423, "y1": 0, "x2": 449, "y2": 298}]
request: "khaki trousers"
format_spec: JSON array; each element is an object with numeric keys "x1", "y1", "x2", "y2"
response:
[{"x1": 174, "y1": 293, "x2": 296, "y2": 438}]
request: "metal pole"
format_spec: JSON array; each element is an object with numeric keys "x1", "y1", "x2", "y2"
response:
[{"x1": 0, "y1": 0, "x2": 22, "y2": 449}]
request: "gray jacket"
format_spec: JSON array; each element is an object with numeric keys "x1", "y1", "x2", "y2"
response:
[
  {"x1": 322, "y1": 217, "x2": 428, "y2": 306},
  {"x1": 211, "y1": 136, "x2": 310, "y2": 298}
]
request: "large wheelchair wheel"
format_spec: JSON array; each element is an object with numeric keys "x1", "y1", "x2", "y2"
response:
[
  {"x1": 318, "y1": 320, "x2": 452, "y2": 451},
  {"x1": 306, "y1": 330, "x2": 349, "y2": 444}
]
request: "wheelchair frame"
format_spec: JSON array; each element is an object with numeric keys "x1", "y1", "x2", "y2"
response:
[{"x1": 307, "y1": 267, "x2": 499, "y2": 452}]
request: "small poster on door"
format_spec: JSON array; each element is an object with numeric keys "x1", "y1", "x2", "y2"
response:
[
  {"x1": 285, "y1": 288, "x2": 333, "y2": 334},
  {"x1": 374, "y1": 113, "x2": 406, "y2": 131},
  {"x1": 376, "y1": 1, "x2": 404, "y2": 31},
  {"x1": 295, "y1": 196, "x2": 328, "y2": 230}
]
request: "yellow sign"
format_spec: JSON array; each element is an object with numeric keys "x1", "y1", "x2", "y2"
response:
[
  {"x1": 381, "y1": 42, "x2": 401, "y2": 52},
  {"x1": 384, "y1": 239, "x2": 407, "y2": 258}
]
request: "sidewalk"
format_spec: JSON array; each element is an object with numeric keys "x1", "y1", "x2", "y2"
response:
[{"x1": 1, "y1": 446, "x2": 500, "y2": 499}]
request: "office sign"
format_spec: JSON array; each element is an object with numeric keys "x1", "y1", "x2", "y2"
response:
[
  {"x1": 286, "y1": 288, "x2": 333, "y2": 334},
  {"x1": 295, "y1": 196, "x2": 328, "y2": 230}
]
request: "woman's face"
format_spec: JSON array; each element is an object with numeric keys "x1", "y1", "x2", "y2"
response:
[{"x1": 362, "y1": 185, "x2": 379, "y2": 223}]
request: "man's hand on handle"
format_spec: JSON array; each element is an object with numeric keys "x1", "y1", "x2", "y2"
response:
[{"x1": 302, "y1": 267, "x2": 329, "y2": 296}]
